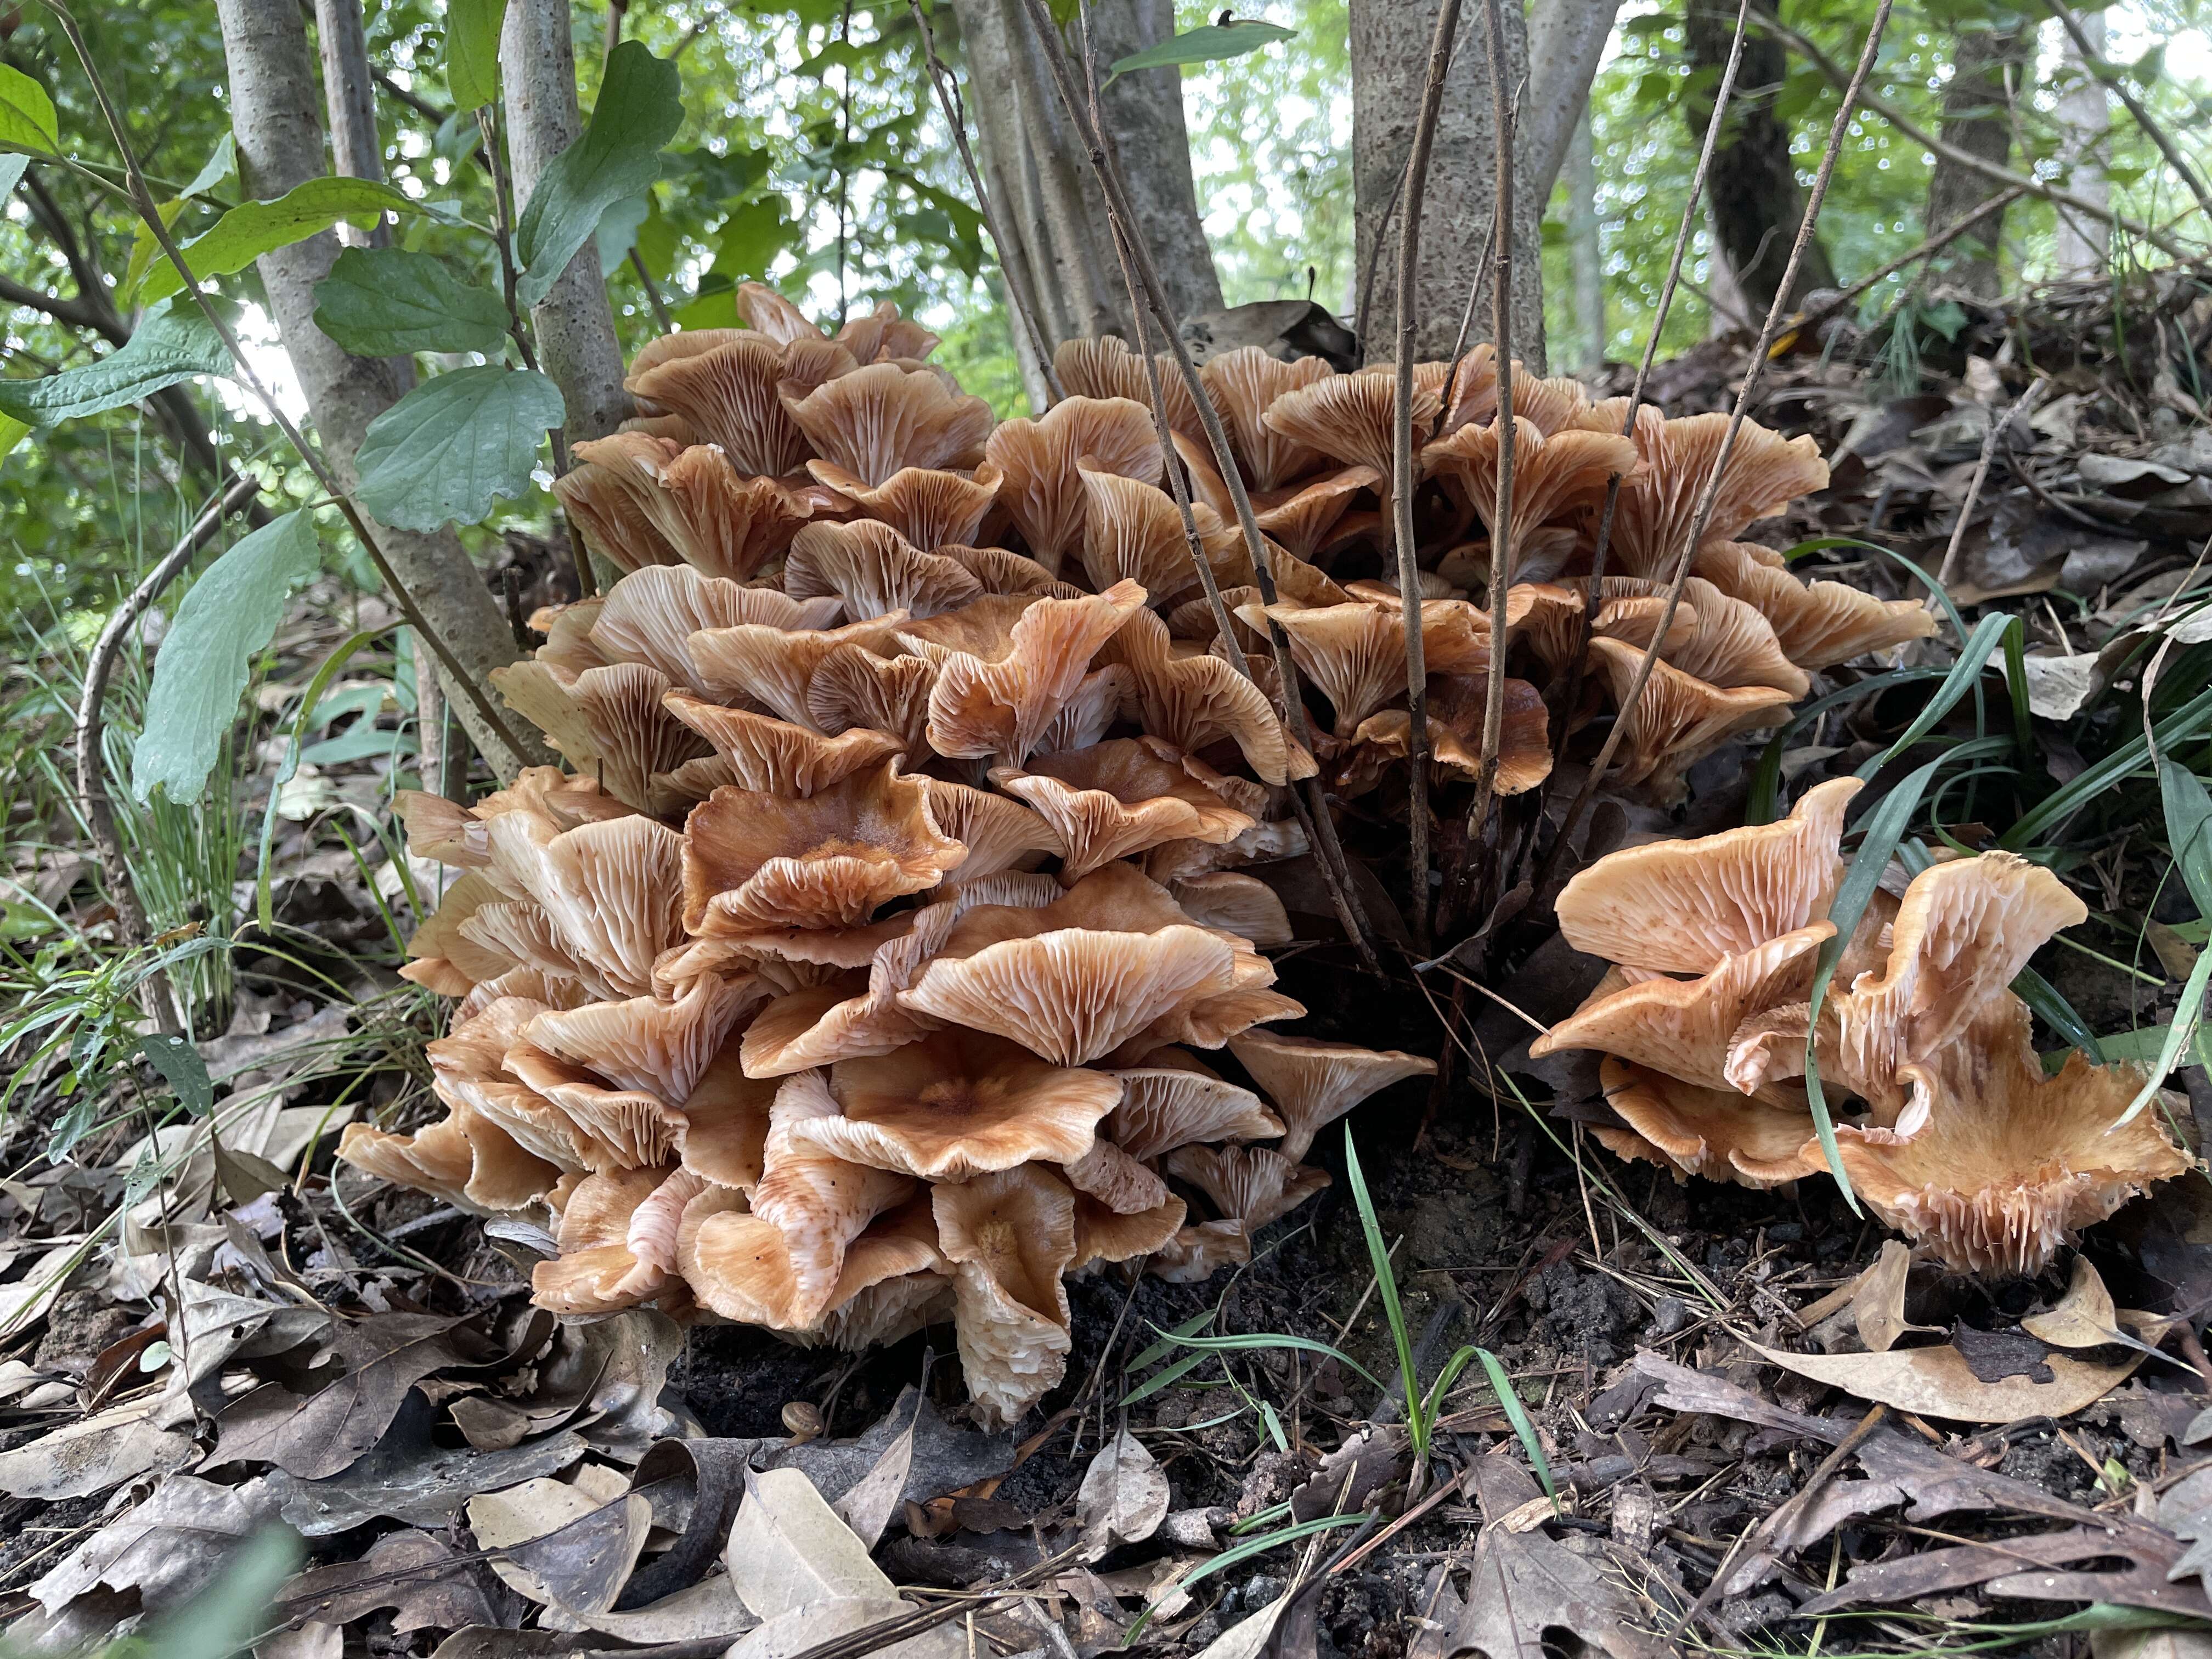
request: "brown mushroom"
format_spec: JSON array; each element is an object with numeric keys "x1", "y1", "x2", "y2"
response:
[
  {"x1": 780, "y1": 362, "x2": 994, "y2": 487},
  {"x1": 590, "y1": 564, "x2": 841, "y2": 697},
  {"x1": 1590, "y1": 408, "x2": 1829, "y2": 580},
  {"x1": 339, "y1": 1094, "x2": 559, "y2": 1215},
  {"x1": 982, "y1": 397, "x2": 1162, "y2": 572},
  {"x1": 989, "y1": 736, "x2": 1257, "y2": 881},
  {"x1": 1422, "y1": 419, "x2": 1638, "y2": 582},
  {"x1": 1053, "y1": 335, "x2": 1208, "y2": 444},
  {"x1": 627, "y1": 335, "x2": 813, "y2": 477},
  {"x1": 1148, "y1": 1219, "x2": 1251, "y2": 1282},
  {"x1": 805, "y1": 462, "x2": 998, "y2": 549},
  {"x1": 685, "y1": 612, "x2": 911, "y2": 727},
  {"x1": 533, "y1": 1166, "x2": 708, "y2": 1314},
  {"x1": 1352, "y1": 669, "x2": 1553, "y2": 795},
  {"x1": 1251, "y1": 469, "x2": 1382, "y2": 564},
  {"x1": 1583, "y1": 635, "x2": 1796, "y2": 801},
  {"x1": 908, "y1": 581, "x2": 1148, "y2": 763},
  {"x1": 1240, "y1": 598, "x2": 1488, "y2": 736},
  {"x1": 1077, "y1": 465, "x2": 1238, "y2": 602},
  {"x1": 837, "y1": 300, "x2": 941, "y2": 364},
  {"x1": 1070, "y1": 1193, "x2": 1187, "y2": 1271},
  {"x1": 1165, "y1": 1144, "x2": 1330, "y2": 1228},
  {"x1": 1103, "y1": 1065, "x2": 1282, "y2": 1160},
  {"x1": 1223, "y1": 1030, "x2": 1438, "y2": 1161},
  {"x1": 1513, "y1": 580, "x2": 1701, "y2": 676},
  {"x1": 490, "y1": 659, "x2": 708, "y2": 818},
  {"x1": 1695, "y1": 541, "x2": 1938, "y2": 671},
  {"x1": 1200, "y1": 346, "x2": 1335, "y2": 488},
  {"x1": 940, "y1": 544, "x2": 1086, "y2": 600},
  {"x1": 661, "y1": 696, "x2": 904, "y2": 800},
  {"x1": 472, "y1": 812, "x2": 688, "y2": 1002},
  {"x1": 1168, "y1": 872, "x2": 1294, "y2": 946},
  {"x1": 783, "y1": 520, "x2": 984, "y2": 621},
  {"x1": 932, "y1": 1165, "x2": 1080, "y2": 1425},
  {"x1": 736, "y1": 281, "x2": 825, "y2": 345},
  {"x1": 1599, "y1": 1057, "x2": 1817, "y2": 1188},
  {"x1": 1260, "y1": 369, "x2": 1441, "y2": 493},
  {"x1": 1099, "y1": 606, "x2": 1302, "y2": 786},
  {"x1": 803, "y1": 644, "x2": 935, "y2": 753}
]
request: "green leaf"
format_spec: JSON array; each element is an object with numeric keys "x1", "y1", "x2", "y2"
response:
[
  {"x1": 354, "y1": 365, "x2": 564, "y2": 531},
  {"x1": 0, "y1": 413, "x2": 27, "y2": 464},
  {"x1": 0, "y1": 63, "x2": 59, "y2": 153},
  {"x1": 180, "y1": 133, "x2": 238, "y2": 201},
  {"x1": 0, "y1": 301, "x2": 229, "y2": 425},
  {"x1": 514, "y1": 41, "x2": 684, "y2": 308},
  {"x1": 708, "y1": 194, "x2": 793, "y2": 281},
  {"x1": 139, "y1": 177, "x2": 422, "y2": 304},
  {"x1": 131, "y1": 510, "x2": 323, "y2": 805},
  {"x1": 595, "y1": 194, "x2": 652, "y2": 278},
  {"x1": 2161, "y1": 758, "x2": 2212, "y2": 917},
  {"x1": 447, "y1": 0, "x2": 511, "y2": 110},
  {"x1": 312, "y1": 245, "x2": 513, "y2": 357},
  {"x1": 1104, "y1": 20, "x2": 1295, "y2": 85},
  {"x1": 136, "y1": 1032, "x2": 215, "y2": 1116},
  {"x1": 1472, "y1": 1347, "x2": 1558, "y2": 1503},
  {"x1": 257, "y1": 630, "x2": 383, "y2": 930},
  {"x1": 2115, "y1": 945, "x2": 2212, "y2": 1126}
]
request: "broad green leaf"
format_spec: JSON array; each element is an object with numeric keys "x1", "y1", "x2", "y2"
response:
[
  {"x1": 595, "y1": 194, "x2": 652, "y2": 278},
  {"x1": 181, "y1": 133, "x2": 238, "y2": 201},
  {"x1": 354, "y1": 365, "x2": 564, "y2": 531},
  {"x1": 0, "y1": 301, "x2": 229, "y2": 425},
  {"x1": 447, "y1": 0, "x2": 511, "y2": 110},
  {"x1": 0, "y1": 63, "x2": 58, "y2": 153},
  {"x1": 131, "y1": 511, "x2": 324, "y2": 805},
  {"x1": 119, "y1": 197, "x2": 189, "y2": 304},
  {"x1": 137, "y1": 1033, "x2": 215, "y2": 1116},
  {"x1": 708, "y1": 195, "x2": 792, "y2": 282},
  {"x1": 313, "y1": 246, "x2": 513, "y2": 357},
  {"x1": 0, "y1": 413, "x2": 27, "y2": 464},
  {"x1": 1103, "y1": 20, "x2": 1295, "y2": 84},
  {"x1": 138, "y1": 177, "x2": 421, "y2": 304},
  {"x1": 514, "y1": 41, "x2": 683, "y2": 309},
  {"x1": 2161, "y1": 758, "x2": 2212, "y2": 917}
]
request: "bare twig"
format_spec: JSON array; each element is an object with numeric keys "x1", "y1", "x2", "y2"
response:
[
  {"x1": 628, "y1": 248, "x2": 677, "y2": 335},
  {"x1": 43, "y1": 0, "x2": 535, "y2": 765},
  {"x1": 1390, "y1": 0, "x2": 1468, "y2": 949},
  {"x1": 1936, "y1": 376, "x2": 2049, "y2": 589},
  {"x1": 910, "y1": 0, "x2": 1063, "y2": 404},
  {"x1": 2039, "y1": 0, "x2": 2212, "y2": 221},
  {"x1": 77, "y1": 475, "x2": 263, "y2": 1036},
  {"x1": 1793, "y1": 184, "x2": 2027, "y2": 336}
]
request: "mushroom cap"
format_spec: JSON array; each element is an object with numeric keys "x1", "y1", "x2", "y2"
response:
[
  {"x1": 736, "y1": 281, "x2": 826, "y2": 346},
  {"x1": 1100, "y1": 606, "x2": 1300, "y2": 786},
  {"x1": 1201, "y1": 346, "x2": 1336, "y2": 489},
  {"x1": 658, "y1": 444, "x2": 839, "y2": 584},
  {"x1": 916, "y1": 580, "x2": 1149, "y2": 764},
  {"x1": 533, "y1": 1166, "x2": 707, "y2": 1314},
  {"x1": 1556, "y1": 776, "x2": 1861, "y2": 974},
  {"x1": 661, "y1": 696, "x2": 904, "y2": 800},
  {"x1": 1829, "y1": 999, "x2": 2187, "y2": 1275},
  {"x1": 837, "y1": 300, "x2": 941, "y2": 365},
  {"x1": 403, "y1": 871, "x2": 524, "y2": 994},
  {"x1": 1223, "y1": 1030, "x2": 1438, "y2": 1163},
  {"x1": 1169, "y1": 872, "x2": 1294, "y2": 946},
  {"x1": 1584, "y1": 634, "x2": 1797, "y2": 802},
  {"x1": 591, "y1": 565, "x2": 843, "y2": 697},
  {"x1": 1261, "y1": 369, "x2": 1440, "y2": 481},
  {"x1": 1165, "y1": 1144, "x2": 1330, "y2": 1228},
  {"x1": 1077, "y1": 465, "x2": 1231, "y2": 603},
  {"x1": 1658, "y1": 578, "x2": 1811, "y2": 697},
  {"x1": 491, "y1": 659, "x2": 708, "y2": 818},
  {"x1": 813, "y1": 1195, "x2": 955, "y2": 1350},
  {"x1": 780, "y1": 1027, "x2": 1124, "y2": 1180},
  {"x1": 805, "y1": 461, "x2": 998, "y2": 549},
  {"x1": 1695, "y1": 540, "x2": 1938, "y2": 671},
  {"x1": 1053, "y1": 336, "x2": 1208, "y2": 444},
  {"x1": 427, "y1": 995, "x2": 630, "y2": 1175},
  {"x1": 553, "y1": 432, "x2": 689, "y2": 574},
  {"x1": 1421, "y1": 419, "x2": 1639, "y2": 580},
  {"x1": 1242, "y1": 599, "x2": 1488, "y2": 737},
  {"x1": 395, "y1": 765, "x2": 630, "y2": 870},
  {"x1": 1590, "y1": 408, "x2": 1829, "y2": 579},
  {"x1": 746, "y1": 1073, "x2": 920, "y2": 1325},
  {"x1": 682, "y1": 761, "x2": 967, "y2": 934},
  {"x1": 941, "y1": 544, "x2": 1086, "y2": 601},
  {"x1": 920, "y1": 778, "x2": 1066, "y2": 877},
  {"x1": 474, "y1": 812, "x2": 687, "y2": 1002},
  {"x1": 1070, "y1": 1193, "x2": 1187, "y2": 1271},
  {"x1": 933, "y1": 1165, "x2": 1079, "y2": 1426},
  {"x1": 1032, "y1": 665, "x2": 1131, "y2": 757},
  {"x1": 1531, "y1": 922, "x2": 1833, "y2": 1102},
  {"x1": 1512, "y1": 580, "x2": 1701, "y2": 676},
  {"x1": 1148, "y1": 1219, "x2": 1251, "y2": 1283},
  {"x1": 339, "y1": 1103, "x2": 541, "y2": 1216},
  {"x1": 803, "y1": 642, "x2": 937, "y2": 754},
  {"x1": 1599, "y1": 1057, "x2": 1818, "y2": 1189},
  {"x1": 783, "y1": 519, "x2": 984, "y2": 621},
  {"x1": 685, "y1": 612, "x2": 910, "y2": 727},
  {"x1": 1250, "y1": 469, "x2": 1381, "y2": 563},
  {"x1": 1062, "y1": 1139, "x2": 1172, "y2": 1215},
  {"x1": 672, "y1": 1048, "x2": 779, "y2": 1192},
  {"x1": 1352, "y1": 670, "x2": 1553, "y2": 795},
  {"x1": 1457, "y1": 371, "x2": 1595, "y2": 438},
  {"x1": 627, "y1": 335, "x2": 812, "y2": 477},
  {"x1": 1103, "y1": 1066, "x2": 1282, "y2": 1160},
  {"x1": 780, "y1": 362, "x2": 994, "y2": 488},
  {"x1": 989, "y1": 736, "x2": 1257, "y2": 881},
  {"x1": 983, "y1": 396, "x2": 1163, "y2": 571}
]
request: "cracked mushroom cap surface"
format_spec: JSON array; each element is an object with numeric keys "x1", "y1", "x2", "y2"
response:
[
  {"x1": 778, "y1": 360, "x2": 993, "y2": 487},
  {"x1": 783, "y1": 519, "x2": 984, "y2": 620},
  {"x1": 1223, "y1": 1030, "x2": 1438, "y2": 1163},
  {"x1": 777, "y1": 1028, "x2": 1124, "y2": 1181},
  {"x1": 1555, "y1": 776, "x2": 1861, "y2": 975},
  {"x1": 983, "y1": 396, "x2": 1163, "y2": 571},
  {"x1": 933, "y1": 1164, "x2": 1080, "y2": 1426},
  {"x1": 989, "y1": 737, "x2": 1258, "y2": 881}
]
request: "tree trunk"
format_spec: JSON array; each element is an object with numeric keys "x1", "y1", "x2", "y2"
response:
[
  {"x1": 1523, "y1": 0, "x2": 1628, "y2": 210},
  {"x1": 1565, "y1": 107, "x2": 1605, "y2": 370},
  {"x1": 215, "y1": 0, "x2": 544, "y2": 778},
  {"x1": 314, "y1": 0, "x2": 391, "y2": 248},
  {"x1": 1923, "y1": 20, "x2": 2027, "y2": 298},
  {"x1": 1351, "y1": 0, "x2": 1546, "y2": 364},
  {"x1": 949, "y1": 0, "x2": 1220, "y2": 360},
  {"x1": 502, "y1": 0, "x2": 632, "y2": 445},
  {"x1": 1682, "y1": 0, "x2": 1835, "y2": 315},
  {"x1": 2053, "y1": 10, "x2": 2111, "y2": 277},
  {"x1": 1705, "y1": 207, "x2": 1754, "y2": 335}
]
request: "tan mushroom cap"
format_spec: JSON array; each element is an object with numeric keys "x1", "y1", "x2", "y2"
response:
[
  {"x1": 813, "y1": 1195, "x2": 955, "y2": 1350},
  {"x1": 1695, "y1": 540, "x2": 1938, "y2": 671},
  {"x1": 837, "y1": 300, "x2": 941, "y2": 365},
  {"x1": 662, "y1": 446, "x2": 839, "y2": 584},
  {"x1": 1590, "y1": 407, "x2": 1830, "y2": 579},
  {"x1": 1166, "y1": 1144, "x2": 1330, "y2": 1228},
  {"x1": 1532, "y1": 922, "x2": 1832, "y2": 1102},
  {"x1": 553, "y1": 433, "x2": 690, "y2": 574},
  {"x1": 672, "y1": 1049, "x2": 780, "y2": 1192},
  {"x1": 1251, "y1": 469, "x2": 1381, "y2": 564},
  {"x1": 1556, "y1": 776, "x2": 1861, "y2": 975},
  {"x1": 1261, "y1": 369, "x2": 1441, "y2": 483},
  {"x1": 682, "y1": 762, "x2": 967, "y2": 934},
  {"x1": 1070, "y1": 1193, "x2": 1187, "y2": 1271},
  {"x1": 1170, "y1": 872, "x2": 1294, "y2": 946},
  {"x1": 1077, "y1": 465, "x2": 1234, "y2": 603},
  {"x1": 783, "y1": 519, "x2": 984, "y2": 621},
  {"x1": 990, "y1": 736, "x2": 1257, "y2": 881},
  {"x1": 402, "y1": 871, "x2": 521, "y2": 995},
  {"x1": 1148, "y1": 1219, "x2": 1252, "y2": 1283},
  {"x1": 1224, "y1": 1030, "x2": 1438, "y2": 1163},
  {"x1": 779, "y1": 1028, "x2": 1124, "y2": 1181},
  {"x1": 627, "y1": 335, "x2": 812, "y2": 477},
  {"x1": 797, "y1": 642, "x2": 933, "y2": 754},
  {"x1": 1242, "y1": 598, "x2": 1488, "y2": 736},
  {"x1": 395, "y1": 765, "x2": 632, "y2": 872},
  {"x1": 1063, "y1": 1139, "x2": 1172, "y2": 1215},
  {"x1": 806, "y1": 461, "x2": 998, "y2": 549},
  {"x1": 1352, "y1": 670, "x2": 1553, "y2": 796},
  {"x1": 490, "y1": 659, "x2": 708, "y2": 818},
  {"x1": 898, "y1": 862, "x2": 1284, "y2": 1065},
  {"x1": 1584, "y1": 635, "x2": 1797, "y2": 801},
  {"x1": 913, "y1": 580, "x2": 1148, "y2": 763},
  {"x1": 983, "y1": 396, "x2": 1163, "y2": 572},
  {"x1": 425, "y1": 996, "x2": 622, "y2": 1175},
  {"x1": 1600, "y1": 1058, "x2": 1818, "y2": 1189},
  {"x1": 1103, "y1": 1066, "x2": 1282, "y2": 1160},
  {"x1": 626, "y1": 327, "x2": 761, "y2": 392},
  {"x1": 1827, "y1": 999, "x2": 2188, "y2": 1276},
  {"x1": 1460, "y1": 372, "x2": 1596, "y2": 438},
  {"x1": 340, "y1": 1098, "x2": 555, "y2": 1216},
  {"x1": 780, "y1": 362, "x2": 993, "y2": 488},
  {"x1": 735, "y1": 281, "x2": 824, "y2": 346},
  {"x1": 921, "y1": 778, "x2": 1065, "y2": 876},
  {"x1": 475, "y1": 812, "x2": 688, "y2": 1002},
  {"x1": 557, "y1": 437, "x2": 828, "y2": 584},
  {"x1": 661, "y1": 696, "x2": 903, "y2": 801},
  {"x1": 1053, "y1": 335, "x2": 1209, "y2": 444},
  {"x1": 1656, "y1": 578, "x2": 1811, "y2": 697},
  {"x1": 941, "y1": 544, "x2": 1086, "y2": 600},
  {"x1": 1422, "y1": 419, "x2": 1639, "y2": 582},
  {"x1": 686, "y1": 611, "x2": 910, "y2": 727},
  {"x1": 1513, "y1": 580, "x2": 1701, "y2": 676},
  {"x1": 1199, "y1": 347, "x2": 1335, "y2": 488},
  {"x1": 933, "y1": 1164, "x2": 1080, "y2": 1426},
  {"x1": 590, "y1": 566, "x2": 840, "y2": 701},
  {"x1": 1101, "y1": 606, "x2": 1302, "y2": 786},
  {"x1": 533, "y1": 1166, "x2": 708, "y2": 1314}
]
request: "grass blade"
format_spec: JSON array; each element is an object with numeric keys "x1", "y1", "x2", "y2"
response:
[
  {"x1": 1473, "y1": 1346, "x2": 1558, "y2": 1505},
  {"x1": 1154, "y1": 1330, "x2": 1385, "y2": 1393},
  {"x1": 255, "y1": 629, "x2": 380, "y2": 930},
  {"x1": 2013, "y1": 964, "x2": 2104, "y2": 1064},
  {"x1": 1344, "y1": 1129, "x2": 1424, "y2": 1458}
]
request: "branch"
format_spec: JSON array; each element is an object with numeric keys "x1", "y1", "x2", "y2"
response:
[
  {"x1": 2039, "y1": 0, "x2": 2212, "y2": 222},
  {"x1": 0, "y1": 268, "x2": 125, "y2": 338}
]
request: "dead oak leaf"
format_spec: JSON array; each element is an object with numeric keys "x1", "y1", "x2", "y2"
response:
[
  {"x1": 276, "y1": 1530, "x2": 498, "y2": 1633},
  {"x1": 30, "y1": 1475, "x2": 289, "y2": 1614},
  {"x1": 1748, "y1": 1338, "x2": 2138, "y2": 1425},
  {"x1": 1446, "y1": 1526, "x2": 1671, "y2": 1659}
]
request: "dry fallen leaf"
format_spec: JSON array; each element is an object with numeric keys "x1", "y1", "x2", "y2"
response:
[
  {"x1": 831, "y1": 1393, "x2": 919, "y2": 1551},
  {"x1": 1447, "y1": 1524, "x2": 1670, "y2": 1658},
  {"x1": 1750, "y1": 1337, "x2": 2139, "y2": 1423},
  {"x1": 725, "y1": 1466, "x2": 896, "y2": 1618},
  {"x1": 2023, "y1": 1256, "x2": 2121, "y2": 1348},
  {"x1": 30, "y1": 1475, "x2": 287, "y2": 1614},
  {"x1": 1075, "y1": 1427, "x2": 1171, "y2": 1560},
  {"x1": 1852, "y1": 1241, "x2": 1935, "y2": 1353},
  {"x1": 0, "y1": 1391, "x2": 195, "y2": 1499}
]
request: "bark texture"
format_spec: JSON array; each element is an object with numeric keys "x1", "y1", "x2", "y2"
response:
[
  {"x1": 502, "y1": 0, "x2": 632, "y2": 445},
  {"x1": 949, "y1": 0, "x2": 1220, "y2": 364},
  {"x1": 215, "y1": 0, "x2": 541, "y2": 777},
  {"x1": 1524, "y1": 0, "x2": 1628, "y2": 208},
  {"x1": 1565, "y1": 108, "x2": 1605, "y2": 370},
  {"x1": 1923, "y1": 20, "x2": 2027, "y2": 297},
  {"x1": 1351, "y1": 0, "x2": 1545, "y2": 363},
  {"x1": 315, "y1": 0, "x2": 390, "y2": 245},
  {"x1": 2053, "y1": 10, "x2": 2111, "y2": 276},
  {"x1": 1683, "y1": 0, "x2": 1835, "y2": 315}
]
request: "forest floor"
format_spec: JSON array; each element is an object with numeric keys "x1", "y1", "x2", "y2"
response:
[{"x1": 8, "y1": 273, "x2": 2212, "y2": 1659}]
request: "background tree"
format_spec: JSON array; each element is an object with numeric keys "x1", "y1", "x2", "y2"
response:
[{"x1": 1923, "y1": 4, "x2": 2031, "y2": 296}]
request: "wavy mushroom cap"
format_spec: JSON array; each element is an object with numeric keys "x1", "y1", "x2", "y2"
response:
[
  {"x1": 685, "y1": 612, "x2": 910, "y2": 727},
  {"x1": 490, "y1": 659, "x2": 708, "y2": 818},
  {"x1": 671, "y1": 1051, "x2": 780, "y2": 1192},
  {"x1": 1512, "y1": 580, "x2": 1701, "y2": 676},
  {"x1": 1243, "y1": 598, "x2": 1488, "y2": 737},
  {"x1": 682, "y1": 762, "x2": 967, "y2": 934},
  {"x1": 735, "y1": 281, "x2": 825, "y2": 346},
  {"x1": 1250, "y1": 468, "x2": 1381, "y2": 563},
  {"x1": 1166, "y1": 1143, "x2": 1330, "y2": 1228},
  {"x1": 340, "y1": 1101, "x2": 551, "y2": 1216},
  {"x1": 1149, "y1": 1218, "x2": 1252, "y2": 1283},
  {"x1": 933, "y1": 1165, "x2": 1080, "y2": 1426},
  {"x1": 780, "y1": 361, "x2": 993, "y2": 488},
  {"x1": 1223, "y1": 1030, "x2": 1438, "y2": 1163},
  {"x1": 990, "y1": 736, "x2": 1258, "y2": 880},
  {"x1": 1695, "y1": 540, "x2": 1938, "y2": 671},
  {"x1": 837, "y1": 300, "x2": 941, "y2": 365},
  {"x1": 1262, "y1": 368, "x2": 1440, "y2": 482},
  {"x1": 662, "y1": 447, "x2": 837, "y2": 584},
  {"x1": 802, "y1": 644, "x2": 934, "y2": 754},
  {"x1": 553, "y1": 432, "x2": 690, "y2": 574},
  {"x1": 1594, "y1": 408, "x2": 1829, "y2": 579},
  {"x1": 474, "y1": 812, "x2": 688, "y2": 1002},
  {"x1": 920, "y1": 778, "x2": 1066, "y2": 877},
  {"x1": 1599, "y1": 1057, "x2": 1818, "y2": 1189},
  {"x1": 1556, "y1": 776, "x2": 1860, "y2": 975},
  {"x1": 1169, "y1": 872, "x2": 1294, "y2": 946},
  {"x1": 1201, "y1": 347, "x2": 1335, "y2": 489},
  {"x1": 915, "y1": 580, "x2": 1148, "y2": 763},
  {"x1": 1352, "y1": 670, "x2": 1553, "y2": 796},
  {"x1": 532, "y1": 1166, "x2": 708, "y2": 1314},
  {"x1": 1053, "y1": 336, "x2": 1208, "y2": 443},
  {"x1": 1070, "y1": 1193, "x2": 1187, "y2": 1271},
  {"x1": 1076, "y1": 465, "x2": 1236, "y2": 603},
  {"x1": 806, "y1": 461, "x2": 998, "y2": 549},
  {"x1": 983, "y1": 396, "x2": 1163, "y2": 571},
  {"x1": 1584, "y1": 635, "x2": 1797, "y2": 802},
  {"x1": 661, "y1": 697, "x2": 904, "y2": 801},
  {"x1": 1099, "y1": 606, "x2": 1300, "y2": 786},
  {"x1": 586, "y1": 566, "x2": 839, "y2": 699},
  {"x1": 941, "y1": 544, "x2": 1085, "y2": 600},
  {"x1": 1422, "y1": 419, "x2": 1638, "y2": 580},
  {"x1": 783, "y1": 519, "x2": 984, "y2": 621},
  {"x1": 1654, "y1": 578, "x2": 1811, "y2": 697},
  {"x1": 402, "y1": 870, "x2": 529, "y2": 995},
  {"x1": 626, "y1": 335, "x2": 813, "y2": 477},
  {"x1": 1103, "y1": 1066, "x2": 1282, "y2": 1160},
  {"x1": 779, "y1": 1028, "x2": 1123, "y2": 1181}
]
